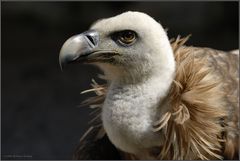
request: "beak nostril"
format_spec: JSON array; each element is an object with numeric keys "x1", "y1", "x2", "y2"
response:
[
  {"x1": 86, "y1": 35, "x2": 96, "y2": 46},
  {"x1": 83, "y1": 30, "x2": 99, "y2": 47}
]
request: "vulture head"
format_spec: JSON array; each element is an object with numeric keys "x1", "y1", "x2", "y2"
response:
[{"x1": 60, "y1": 11, "x2": 175, "y2": 84}]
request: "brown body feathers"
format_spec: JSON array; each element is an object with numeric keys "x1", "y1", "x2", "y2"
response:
[{"x1": 73, "y1": 37, "x2": 239, "y2": 160}]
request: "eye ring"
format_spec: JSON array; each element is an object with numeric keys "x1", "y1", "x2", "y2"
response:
[{"x1": 112, "y1": 30, "x2": 137, "y2": 46}]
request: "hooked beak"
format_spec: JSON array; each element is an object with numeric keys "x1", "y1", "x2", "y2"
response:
[
  {"x1": 59, "y1": 30, "x2": 99, "y2": 70},
  {"x1": 59, "y1": 30, "x2": 121, "y2": 70}
]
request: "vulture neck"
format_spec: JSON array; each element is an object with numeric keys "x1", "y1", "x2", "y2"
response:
[
  {"x1": 108, "y1": 62, "x2": 176, "y2": 111},
  {"x1": 102, "y1": 50, "x2": 176, "y2": 154}
]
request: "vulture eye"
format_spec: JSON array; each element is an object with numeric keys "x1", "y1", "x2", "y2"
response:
[{"x1": 112, "y1": 30, "x2": 137, "y2": 46}]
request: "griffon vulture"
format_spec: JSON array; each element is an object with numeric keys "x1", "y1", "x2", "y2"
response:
[{"x1": 59, "y1": 11, "x2": 239, "y2": 160}]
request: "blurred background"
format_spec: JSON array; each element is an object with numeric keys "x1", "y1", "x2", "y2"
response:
[{"x1": 1, "y1": 1, "x2": 238, "y2": 160}]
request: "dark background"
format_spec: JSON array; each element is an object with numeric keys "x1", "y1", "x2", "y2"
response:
[{"x1": 1, "y1": 1, "x2": 238, "y2": 160}]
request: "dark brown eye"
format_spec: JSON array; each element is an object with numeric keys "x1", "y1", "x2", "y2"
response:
[{"x1": 112, "y1": 30, "x2": 137, "y2": 46}]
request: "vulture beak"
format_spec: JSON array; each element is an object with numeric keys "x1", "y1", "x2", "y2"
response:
[{"x1": 59, "y1": 30, "x2": 99, "y2": 70}]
